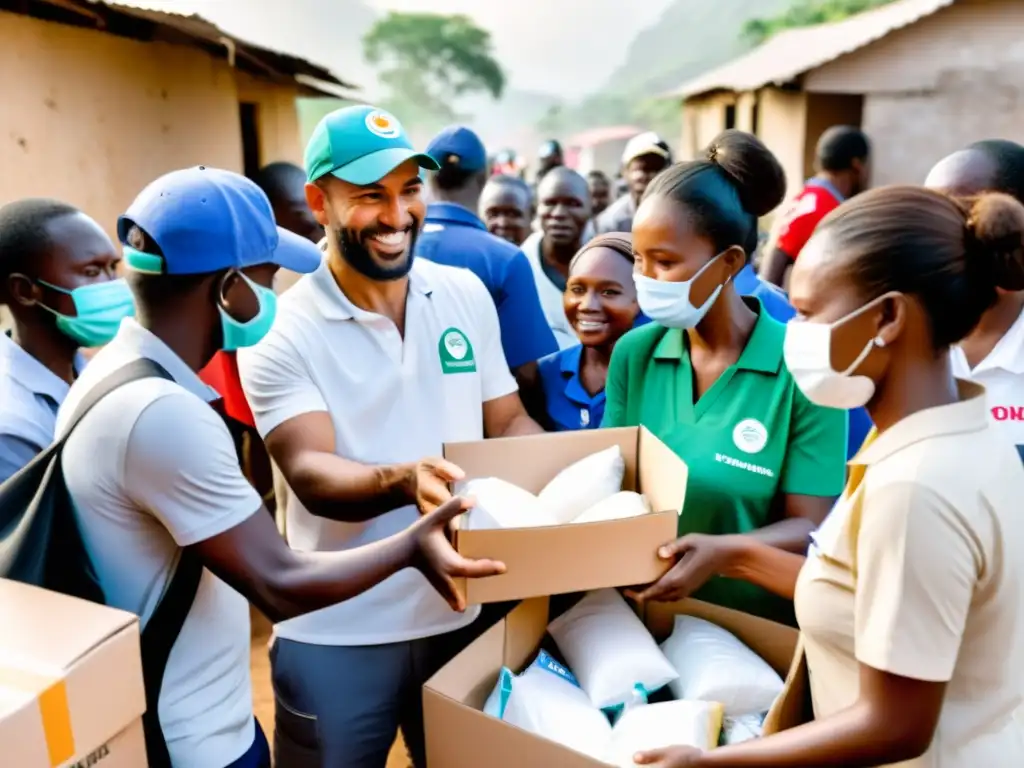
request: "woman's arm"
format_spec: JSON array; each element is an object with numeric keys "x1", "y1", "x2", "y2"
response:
[
  {"x1": 630, "y1": 534, "x2": 806, "y2": 602},
  {"x1": 638, "y1": 481, "x2": 979, "y2": 767}
]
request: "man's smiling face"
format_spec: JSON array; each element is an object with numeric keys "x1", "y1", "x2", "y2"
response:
[{"x1": 308, "y1": 159, "x2": 425, "y2": 281}]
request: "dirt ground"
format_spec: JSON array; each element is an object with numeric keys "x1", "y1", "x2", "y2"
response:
[{"x1": 250, "y1": 608, "x2": 408, "y2": 767}]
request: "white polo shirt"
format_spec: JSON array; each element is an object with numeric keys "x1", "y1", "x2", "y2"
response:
[
  {"x1": 520, "y1": 232, "x2": 579, "y2": 350},
  {"x1": 238, "y1": 257, "x2": 517, "y2": 646},
  {"x1": 951, "y1": 305, "x2": 1024, "y2": 459},
  {"x1": 56, "y1": 319, "x2": 259, "y2": 768},
  {"x1": 0, "y1": 332, "x2": 85, "y2": 483}
]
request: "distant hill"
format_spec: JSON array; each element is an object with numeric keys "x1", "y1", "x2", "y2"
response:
[
  {"x1": 540, "y1": 0, "x2": 795, "y2": 144},
  {"x1": 602, "y1": 0, "x2": 794, "y2": 97}
]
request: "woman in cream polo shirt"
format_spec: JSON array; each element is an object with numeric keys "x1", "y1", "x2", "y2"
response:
[{"x1": 634, "y1": 186, "x2": 1024, "y2": 767}]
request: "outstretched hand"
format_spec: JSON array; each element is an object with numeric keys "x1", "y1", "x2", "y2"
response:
[
  {"x1": 410, "y1": 496, "x2": 505, "y2": 611},
  {"x1": 626, "y1": 533, "x2": 745, "y2": 603}
]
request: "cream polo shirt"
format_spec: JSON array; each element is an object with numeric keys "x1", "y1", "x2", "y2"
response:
[
  {"x1": 951, "y1": 305, "x2": 1024, "y2": 459},
  {"x1": 238, "y1": 258, "x2": 517, "y2": 646},
  {"x1": 795, "y1": 381, "x2": 1024, "y2": 767}
]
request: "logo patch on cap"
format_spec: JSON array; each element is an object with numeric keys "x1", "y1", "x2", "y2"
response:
[{"x1": 365, "y1": 111, "x2": 400, "y2": 139}]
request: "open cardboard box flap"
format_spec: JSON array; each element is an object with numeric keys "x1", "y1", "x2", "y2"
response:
[
  {"x1": 0, "y1": 579, "x2": 146, "y2": 768},
  {"x1": 424, "y1": 595, "x2": 799, "y2": 768},
  {"x1": 444, "y1": 427, "x2": 687, "y2": 604}
]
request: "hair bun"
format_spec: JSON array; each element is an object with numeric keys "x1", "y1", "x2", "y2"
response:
[
  {"x1": 965, "y1": 193, "x2": 1024, "y2": 291},
  {"x1": 705, "y1": 129, "x2": 787, "y2": 218}
]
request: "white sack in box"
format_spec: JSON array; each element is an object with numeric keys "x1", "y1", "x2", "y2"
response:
[
  {"x1": 572, "y1": 492, "x2": 650, "y2": 525},
  {"x1": 538, "y1": 445, "x2": 626, "y2": 524},
  {"x1": 548, "y1": 589, "x2": 678, "y2": 710},
  {"x1": 606, "y1": 700, "x2": 724, "y2": 767},
  {"x1": 723, "y1": 713, "x2": 765, "y2": 745},
  {"x1": 458, "y1": 478, "x2": 556, "y2": 530},
  {"x1": 661, "y1": 615, "x2": 783, "y2": 717},
  {"x1": 482, "y1": 650, "x2": 611, "y2": 761}
]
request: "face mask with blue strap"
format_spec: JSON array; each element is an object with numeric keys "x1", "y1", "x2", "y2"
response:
[
  {"x1": 123, "y1": 245, "x2": 277, "y2": 351},
  {"x1": 218, "y1": 271, "x2": 278, "y2": 352},
  {"x1": 35, "y1": 278, "x2": 135, "y2": 348}
]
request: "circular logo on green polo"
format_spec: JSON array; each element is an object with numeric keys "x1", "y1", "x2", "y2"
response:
[
  {"x1": 365, "y1": 110, "x2": 400, "y2": 138},
  {"x1": 733, "y1": 418, "x2": 768, "y2": 454},
  {"x1": 439, "y1": 327, "x2": 476, "y2": 374}
]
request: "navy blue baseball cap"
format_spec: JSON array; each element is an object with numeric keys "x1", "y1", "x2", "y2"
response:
[
  {"x1": 425, "y1": 125, "x2": 488, "y2": 172},
  {"x1": 118, "y1": 166, "x2": 322, "y2": 276}
]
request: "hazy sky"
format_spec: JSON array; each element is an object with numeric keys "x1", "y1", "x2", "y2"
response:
[{"x1": 368, "y1": 0, "x2": 675, "y2": 96}]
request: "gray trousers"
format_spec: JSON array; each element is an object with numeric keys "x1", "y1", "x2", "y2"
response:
[{"x1": 270, "y1": 604, "x2": 515, "y2": 768}]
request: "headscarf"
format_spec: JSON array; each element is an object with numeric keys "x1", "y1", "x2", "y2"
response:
[{"x1": 569, "y1": 232, "x2": 633, "y2": 273}]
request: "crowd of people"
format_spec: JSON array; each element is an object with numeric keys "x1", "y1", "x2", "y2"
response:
[{"x1": 2, "y1": 98, "x2": 1024, "y2": 768}]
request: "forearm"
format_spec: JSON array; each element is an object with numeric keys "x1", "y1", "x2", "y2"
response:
[
  {"x1": 695, "y1": 700, "x2": 921, "y2": 767},
  {"x1": 723, "y1": 537, "x2": 806, "y2": 601},
  {"x1": 255, "y1": 532, "x2": 416, "y2": 622},
  {"x1": 745, "y1": 515, "x2": 816, "y2": 554},
  {"x1": 497, "y1": 411, "x2": 545, "y2": 437},
  {"x1": 286, "y1": 452, "x2": 413, "y2": 522}
]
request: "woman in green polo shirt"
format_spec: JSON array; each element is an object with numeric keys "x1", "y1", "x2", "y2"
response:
[{"x1": 604, "y1": 130, "x2": 847, "y2": 624}]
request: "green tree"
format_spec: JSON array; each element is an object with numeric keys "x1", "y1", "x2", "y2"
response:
[
  {"x1": 743, "y1": 0, "x2": 897, "y2": 45},
  {"x1": 363, "y1": 12, "x2": 505, "y2": 130}
]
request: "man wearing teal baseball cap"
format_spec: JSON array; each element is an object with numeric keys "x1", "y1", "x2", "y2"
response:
[{"x1": 238, "y1": 106, "x2": 544, "y2": 767}]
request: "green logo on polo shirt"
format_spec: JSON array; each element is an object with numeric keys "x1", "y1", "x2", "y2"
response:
[{"x1": 439, "y1": 327, "x2": 476, "y2": 374}]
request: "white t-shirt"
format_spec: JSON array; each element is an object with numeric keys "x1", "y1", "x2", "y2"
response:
[
  {"x1": 56, "y1": 319, "x2": 259, "y2": 768},
  {"x1": 238, "y1": 258, "x2": 517, "y2": 646},
  {"x1": 951, "y1": 306, "x2": 1024, "y2": 459},
  {"x1": 520, "y1": 232, "x2": 578, "y2": 350}
]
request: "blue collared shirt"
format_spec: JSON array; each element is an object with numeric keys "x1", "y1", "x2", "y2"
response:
[
  {"x1": 0, "y1": 332, "x2": 86, "y2": 482},
  {"x1": 416, "y1": 202, "x2": 558, "y2": 369},
  {"x1": 536, "y1": 344, "x2": 606, "y2": 431}
]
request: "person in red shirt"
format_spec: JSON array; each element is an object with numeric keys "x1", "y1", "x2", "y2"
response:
[{"x1": 760, "y1": 125, "x2": 871, "y2": 287}]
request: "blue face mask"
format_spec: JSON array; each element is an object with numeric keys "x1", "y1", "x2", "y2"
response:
[
  {"x1": 36, "y1": 278, "x2": 136, "y2": 347},
  {"x1": 219, "y1": 272, "x2": 278, "y2": 351}
]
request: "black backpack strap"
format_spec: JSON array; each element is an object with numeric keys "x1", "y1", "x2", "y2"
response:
[
  {"x1": 60, "y1": 357, "x2": 174, "y2": 439},
  {"x1": 60, "y1": 357, "x2": 203, "y2": 767},
  {"x1": 142, "y1": 549, "x2": 203, "y2": 768}
]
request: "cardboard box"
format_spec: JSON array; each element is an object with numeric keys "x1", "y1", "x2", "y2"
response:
[
  {"x1": 0, "y1": 580, "x2": 147, "y2": 768},
  {"x1": 424, "y1": 596, "x2": 798, "y2": 768},
  {"x1": 444, "y1": 427, "x2": 687, "y2": 604}
]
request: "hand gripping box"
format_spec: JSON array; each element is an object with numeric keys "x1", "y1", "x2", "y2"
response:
[{"x1": 444, "y1": 426, "x2": 687, "y2": 604}]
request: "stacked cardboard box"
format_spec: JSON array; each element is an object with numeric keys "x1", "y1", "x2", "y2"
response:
[{"x1": 0, "y1": 580, "x2": 147, "y2": 767}]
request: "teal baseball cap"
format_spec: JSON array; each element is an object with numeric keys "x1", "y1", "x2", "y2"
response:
[{"x1": 304, "y1": 105, "x2": 440, "y2": 185}]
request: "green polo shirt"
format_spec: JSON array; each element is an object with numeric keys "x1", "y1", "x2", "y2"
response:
[{"x1": 603, "y1": 301, "x2": 846, "y2": 624}]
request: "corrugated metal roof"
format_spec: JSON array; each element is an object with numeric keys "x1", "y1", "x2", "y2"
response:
[
  {"x1": 673, "y1": 0, "x2": 955, "y2": 100},
  {"x1": 26, "y1": 0, "x2": 357, "y2": 93}
]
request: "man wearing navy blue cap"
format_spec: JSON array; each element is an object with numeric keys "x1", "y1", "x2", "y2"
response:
[
  {"x1": 56, "y1": 166, "x2": 503, "y2": 768},
  {"x1": 417, "y1": 125, "x2": 558, "y2": 383},
  {"x1": 238, "y1": 106, "x2": 543, "y2": 767}
]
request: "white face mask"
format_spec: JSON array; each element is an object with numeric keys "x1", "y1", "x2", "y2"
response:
[
  {"x1": 783, "y1": 297, "x2": 892, "y2": 410},
  {"x1": 634, "y1": 253, "x2": 731, "y2": 329}
]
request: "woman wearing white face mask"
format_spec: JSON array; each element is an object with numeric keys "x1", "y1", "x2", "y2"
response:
[
  {"x1": 604, "y1": 130, "x2": 847, "y2": 625},
  {"x1": 633, "y1": 187, "x2": 1024, "y2": 768}
]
